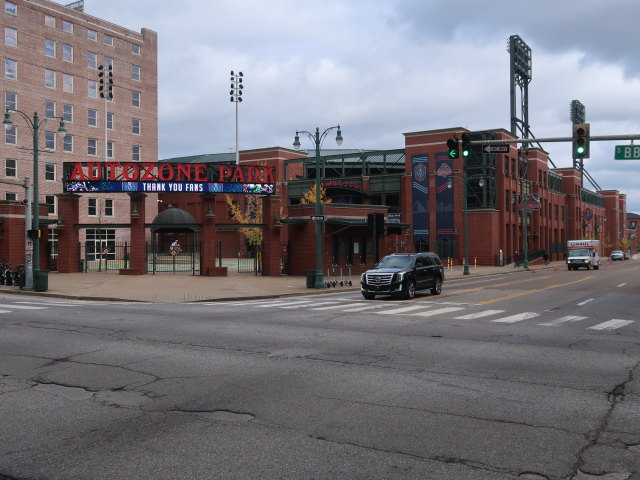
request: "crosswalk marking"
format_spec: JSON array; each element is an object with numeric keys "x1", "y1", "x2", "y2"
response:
[
  {"x1": 341, "y1": 305, "x2": 390, "y2": 312},
  {"x1": 577, "y1": 299, "x2": 594, "y2": 306},
  {"x1": 312, "y1": 303, "x2": 367, "y2": 310},
  {"x1": 281, "y1": 301, "x2": 338, "y2": 309},
  {"x1": 0, "y1": 303, "x2": 47, "y2": 310},
  {"x1": 588, "y1": 319, "x2": 634, "y2": 331},
  {"x1": 254, "y1": 300, "x2": 310, "y2": 307},
  {"x1": 538, "y1": 315, "x2": 587, "y2": 326},
  {"x1": 491, "y1": 312, "x2": 539, "y2": 323},
  {"x1": 0, "y1": 309, "x2": 12, "y2": 314},
  {"x1": 454, "y1": 310, "x2": 504, "y2": 320},
  {"x1": 375, "y1": 305, "x2": 430, "y2": 315},
  {"x1": 412, "y1": 307, "x2": 465, "y2": 317}
]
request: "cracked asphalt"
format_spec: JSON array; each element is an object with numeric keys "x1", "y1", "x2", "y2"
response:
[{"x1": 0, "y1": 268, "x2": 639, "y2": 479}]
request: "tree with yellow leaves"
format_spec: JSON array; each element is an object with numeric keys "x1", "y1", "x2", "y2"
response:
[
  {"x1": 300, "y1": 184, "x2": 332, "y2": 204},
  {"x1": 225, "y1": 195, "x2": 263, "y2": 245}
]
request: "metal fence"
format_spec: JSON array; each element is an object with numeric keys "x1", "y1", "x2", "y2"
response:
[
  {"x1": 79, "y1": 242, "x2": 130, "y2": 273},
  {"x1": 146, "y1": 242, "x2": 200, "y2": 275},
  {"x1": 236, "y1": 253, "x2": 262, "y2": 275}
]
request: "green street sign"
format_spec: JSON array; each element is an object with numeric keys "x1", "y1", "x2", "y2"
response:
[{"x1": 615, "y1": 145, "x2": 640, "y2": 160}]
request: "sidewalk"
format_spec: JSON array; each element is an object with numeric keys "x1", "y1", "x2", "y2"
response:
[{"x1": 0, "y1": 262, "x2": 558, "y2": 303}]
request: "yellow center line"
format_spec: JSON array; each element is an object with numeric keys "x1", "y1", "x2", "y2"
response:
[
  {"x1": 409, "y1": 276, "x2": 553, "y2": 302},
  {"x1": 478, "y1": 275, "x2": 594, "y2": 304}
]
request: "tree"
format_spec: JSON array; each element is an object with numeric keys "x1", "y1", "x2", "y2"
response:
[
  {"x1": 225, "y1": 195, "x2": 263, "y2": 246},
  {"x1": 300, "y1": 184, "x2": 332, "y2": 204}
]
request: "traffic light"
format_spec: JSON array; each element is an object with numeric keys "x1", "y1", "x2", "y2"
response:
[
  {"x1": 446, "y1": 138, "x2": 459, "y2": 159},
  {"x1": 27, "y1": 229, "x2": 40, "y2": 239},
  {"x1": 461, "y1": 133, "x2": 471, "y2": 157},
  {"x1": 572, "y1": 123, "x2": 590, "y2": 158},
  {"x1": 367, "y1": 212, "x2": 384, "y2": 238}
]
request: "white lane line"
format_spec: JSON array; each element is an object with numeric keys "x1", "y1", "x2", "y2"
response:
[
  {"x1": 617, "y1": 283, "x2": 627, "y2": 287},
  {"x1": 341, "y1": 305, "x2": 389, "y2": 312},
  {"x1": 281, "y1": 302, "x2": 339, "y2": 309},
  {"x1": 454, "y1": 310, "x2": 505, "y2": 320},
  {"x1": 491, "y1": 312, "x2": 540, "y2": 324},
  {"x1": 538, "y1": 315, "x2": 587, "y2": 326},
  {"x1": 577, "y1": 299, "x2": 595, "y2": 306},
  {"x1": 412, "y1": 307, "x2": 466, "y2": 317},
  {"x1": 0, "y1": 309, "x2": 12, "y2": 314},
  {"x1": 588, "y1": 319, "x2": 634, "y2": 331},
  {"x1": 0, "y1": 304, "x2": 48, "y2": 310},
  {"x1": 254, "y1": 301, "x2": 312, "y2": 307},
  {"x1": 375, "y1": 305, "x2": 433, "y2": 315},
  {"x1": 312, "y1": 303, "x2": 366, "y2": 311}
]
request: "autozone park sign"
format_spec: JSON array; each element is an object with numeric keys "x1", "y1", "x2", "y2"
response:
[{"x1": 62, "y1": 162, "x2": 276, "y2": 195}]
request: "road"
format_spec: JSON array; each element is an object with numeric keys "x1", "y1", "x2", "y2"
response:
[{"x1": 0, "y1": 261, "x2": 638, "y2": 479}]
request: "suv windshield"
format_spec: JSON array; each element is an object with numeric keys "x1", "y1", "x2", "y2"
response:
[{"x1": 377, "y1": 256, "x2": 414, "y2": 269}]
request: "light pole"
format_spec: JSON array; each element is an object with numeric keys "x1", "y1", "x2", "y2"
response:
[
  {"x1": 447, "y1": 173, "x2": 484, "y2": 275},
  {"x1": 293, "y1": 125, "x2": 343, "y2": 288},
  {"x1": 230, "y1": 71, "x2": 243, "y2": 165},
  {"x1": 3, "y1": 109, "x2": 66, "y2": 290}
]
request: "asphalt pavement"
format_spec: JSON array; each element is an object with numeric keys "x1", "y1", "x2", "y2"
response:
[{"x1": 0, "y1": 261, "x2": 561, "y2": 303}]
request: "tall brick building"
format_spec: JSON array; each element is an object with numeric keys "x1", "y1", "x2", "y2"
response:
[{"x1": 1, "y1": 0, "x2": 157, "y2": 262}]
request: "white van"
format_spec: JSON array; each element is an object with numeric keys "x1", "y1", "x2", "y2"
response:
[{"x1": 567, "y1": 240, "x2": 600, "y2": 270}]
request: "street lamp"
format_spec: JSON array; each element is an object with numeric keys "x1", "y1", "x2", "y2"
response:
[
  {"x1": 230, "y1": 71, "x2": 243, "y2": 165},
  {"x1": 447, "y1": 173, "x2": 484, "y2": 275},
  {"x1": 293, "y1": 125, "x2": 343, "y2": 288},
  {"x1": 3, "y1": 109, "x2": 66, "y2": 290}
]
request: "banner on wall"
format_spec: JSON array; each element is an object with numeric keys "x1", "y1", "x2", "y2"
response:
[
  {"x1": 435, "y1": 152, "x2": 454, "y2": 238},
  {"x1": 412, "y1": 155, "x2": 429, "y2": 248}
]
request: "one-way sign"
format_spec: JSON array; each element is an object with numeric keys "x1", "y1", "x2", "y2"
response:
[{"x1": 482, "y1": 144, "x2": 510, "y2": 154}]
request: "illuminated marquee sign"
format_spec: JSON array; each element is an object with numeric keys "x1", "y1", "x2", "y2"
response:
[{"x1": 62, "y1": 162, "x2": 276, "y2": 195}]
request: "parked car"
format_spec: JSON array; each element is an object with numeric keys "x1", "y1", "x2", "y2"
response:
[
  {"x1": 610, "y1": 250, "x2": 625, "y2": 261},
  {"x1": 360, "y1": 252, "x2": 444, "y2": 300}
]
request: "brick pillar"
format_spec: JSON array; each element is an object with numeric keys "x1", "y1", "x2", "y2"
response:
[
  {"x1": 123, "y1": 193, "x2": 147, "y2": 275},
  {"x1": 200, "y1": 194, "x2": 224, "y2": 276},
  {"x1": 261, "y1": 195, "x2": 282, "y2": 276},
  {"x1": 56, "y1": 193, "x2": 80, "y2": 273}
]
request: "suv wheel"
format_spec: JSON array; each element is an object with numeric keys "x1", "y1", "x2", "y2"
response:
[
  {"x1": 430, "y1": 276, "x2": 442, "y2": 295},
  {"x1": 404, "y1": 279, "x2": 416, "y2": 299}
]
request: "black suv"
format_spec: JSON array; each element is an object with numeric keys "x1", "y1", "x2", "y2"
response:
[{"x1": 360, "y1": 252, "x2": 444, "y2": 300}]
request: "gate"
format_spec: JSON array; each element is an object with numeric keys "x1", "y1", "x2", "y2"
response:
[
  {"x1": 79, "y1": 242, "x2": 130, "y2": 273},
  {"x1": 146, "y1": 241, "x2": 200, "y2": 275},
  {"x1": 236, "y1": 244, "x2": 262, "y2": 275}
]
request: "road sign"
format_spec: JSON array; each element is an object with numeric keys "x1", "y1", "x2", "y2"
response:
[
  {"x1": 310, "y1": 215, "x2": 325, "y2": 222},
  {"x1": 482, "y1": 144, "x2": 510, "y2": 154},
  {"x1": 614, "y1": 145, "x2": 640, "y2": 160},
  {"x1": 519, "y1": 194, "x2": 541, "y2": 212},
  {"x1": 25, "y1": 240, "x2": 33, "y2": 252}
]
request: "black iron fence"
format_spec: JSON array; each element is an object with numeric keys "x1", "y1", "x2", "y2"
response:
[
  {"x1": 146, "y1": 241, "x2": 200, "y2": 275},
  {"x1": 79, "y1": 242, "x2": 130, "y2": 273}
]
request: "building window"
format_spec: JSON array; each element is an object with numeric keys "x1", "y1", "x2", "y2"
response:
[
  {"x1": 45, "y1": 195, "x2": 56, "y2": 215},
  {"x1": 131, "y1": 44, "x2": 140, "y2": 55},
  {"x1": 4, "y1": 58, "x2": 16, "y2": 79},
  {"x1": 104, "y1": 199, "x2": 114, "y2": 217},
  {"x1": 107, "y1": 141, "x2": 113, "y2": 158},
  {"x1": 131, "y1": 65, "x2": 140, "y2": 81},
  {"x1": 4, "y1": 1, "x2": 17, "y2": 14},
  {"x1": 45, "y1": 69, "x2": 56, "y2": 88},
  {"x1": 45, "y1": 163, "x2": 55, "y2": 181},
  {"x1": 88, "y1": 109, "x2": 97, "y2": 126},
  {"x1": 88, "y1": 138, "x2": 97, "y2": 156},
  {"x1": 5, "y1": 192, "x2": 16, "y2": 201},
  {"x1": 87, "y1": 52, "x2": 97, "y2": 69},
  {"x1": 5, "y1": 125, "x2": 16, "y2": 144},
  {"x1": 87, "y1": 28, "x2": 97, "y2": 41},
  {"x1": 44, "y1": 39, "x2": 56, "y2": 57},
  {"x1": 106, "y1": 112, "x2": 113, "y2": 129},
  {"x1": 62, "y1": 20, "x2": 73, "y2": 33},
  {"x1": 62, "y1": 44, "x2": 73, "y2": 62},
  {"x1": 45, "y1": 131, "x2": 55, "y2": 150},
  {"x1": 132, "y1": 118, "x2": 140, "y2": 135},
  {"x1": 5, "y1": 27, "x2": 17, "y2": 46},
  {"x1": 63, "y1": 134, "x2": 73, "y2": 152},
  {"x1": 132, "y1": 91, "x2": 140, "y2": 108},
  {"x1": 132, "y1": 145, "x2": 140, "y2": 162},
  {"x1": 104, "y1": 56, "x2": 113, "y2": 70},
  {"x1": 45, "y1": 100, "x2": 55, "y2": 118},
  {"x1": 5, "y1": 158, "x2": 16, "y2": 177},
  {"x1": 5, "y1": 91, "x2": 16, "y2": 110},
  {"x1": 63, "y1": 104, "x2": 72, "y2": 122},
  {"x1": 87, "y1": 79, "x2": 97, "y2": 98},
  {"x1": 45, "y1": 14, "x2": 55, "y2": 28},
  {"x1": 104, "y1": 34, "x2": 113, "y2": 46},
  {"x1": 88, "y1": 198, "x2": 97, "y2": 216},
  {"x1": 63, "y1": 73, "x2": 73, "y2": 93}
]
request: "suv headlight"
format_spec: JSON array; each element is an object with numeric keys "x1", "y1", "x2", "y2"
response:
[
  {"x1": 361, "y1": 273, "x2": 366, "y2": 282},
  {"x1": 393, "y1": 272, "x2": 404, "y2": 283}
]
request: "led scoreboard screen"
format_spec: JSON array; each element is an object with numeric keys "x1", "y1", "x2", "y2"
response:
[{"x1": 62, "y1": 162, "x2": 276, "y2": 195}]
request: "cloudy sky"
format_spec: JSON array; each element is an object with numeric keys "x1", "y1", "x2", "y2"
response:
[{"x1": 85, "y1": 0, "x2": 640, "y2": 211}]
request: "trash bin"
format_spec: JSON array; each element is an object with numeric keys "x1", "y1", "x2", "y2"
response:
[
  {"x1": 306, "y1": 270, "x2": 321, "y2": 288},
  {"x1": 34, "y1": 270, "x2": 48, "y2": 292}
]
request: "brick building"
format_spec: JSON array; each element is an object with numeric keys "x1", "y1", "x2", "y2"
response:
[{"x1": 1, "y1": 0, "x2": 157, "y2": 268}]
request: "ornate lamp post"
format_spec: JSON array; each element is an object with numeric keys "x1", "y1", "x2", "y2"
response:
[
  {"x1": 293, "y1": 125, "x2": 343, "y2": 288},
  {"x1": 3, "y1": 109, "x2": 66, "y2": 290}
]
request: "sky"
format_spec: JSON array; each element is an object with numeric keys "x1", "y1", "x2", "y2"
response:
[{"x1": 84, "y1": 0, "x2": 640, "y2": 212}]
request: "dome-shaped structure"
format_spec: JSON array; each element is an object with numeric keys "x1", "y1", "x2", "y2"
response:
[{"x1": 151, "y1": 205, "x2": 199, "y2": 233}]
